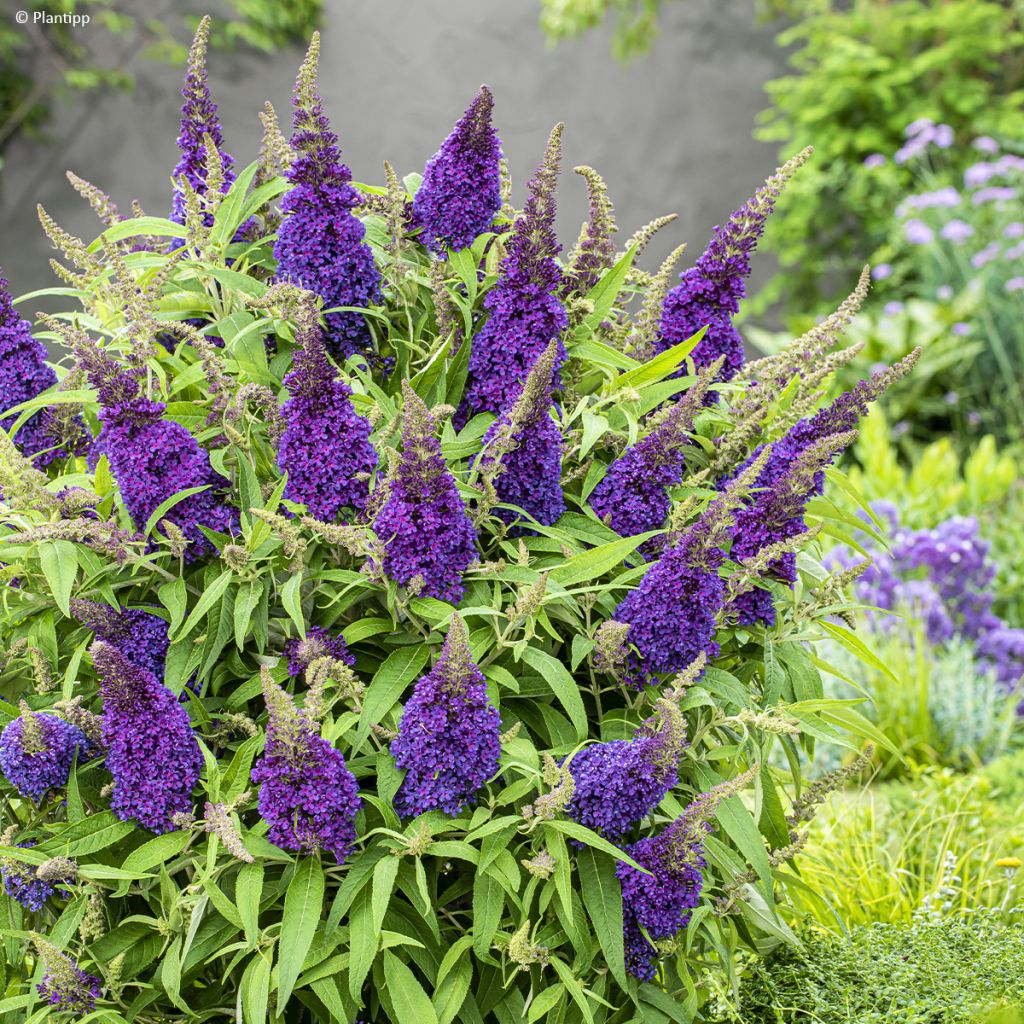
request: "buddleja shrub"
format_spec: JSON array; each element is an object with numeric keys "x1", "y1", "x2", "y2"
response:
[{"x1": 0, "y1": 18, "x2": 915, "y2": 1024}]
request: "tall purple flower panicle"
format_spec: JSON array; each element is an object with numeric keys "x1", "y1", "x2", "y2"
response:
[
  {"x1": 170, "y1": 17, "x2": 236, "y2": 224},
  {"x1": 373, "y1": 383, "x2": 477, "y2": 602},
  {"x1": 70, "y1": 598, "x2": 170, "y2": 680},
  {"x1": 589, "y1": 360, "x2": 720, "y2": 538},
  {"x1": 413, "y1": 85, "x2": 502, "y2": 252},
  {"x1": 283, "y1": 624, "x2": 354, "y2": 678},
  {"x1": 658, "y1": 149, "x2": 811, "y2": 384},
  {"x1": 616, "y1": 774, "x2": 751, "y2": 979},
  {"x1": 560, "y1": 165, "x2": 617, "y2": 298},
  {"x1": 250, "y1": 669, "x2": 361, "y2": 862},
  {"x1": 277, "y1": 297, "x2": 377, "y2": 520},
  {"x1": 390, "y1": 614, "x2": 501, "y2": 817},
  {"x1": 613, "y1": 504, "x2": 731, "y2": 689},
  {"x1": 91, "y1": 642, "x2": 202, "y2": 834},
  {"x1": 0, "y1": 269, "x2": 60, "y2": 465},
  {"x1": 461, "y1": 124, "x2": 568, "y2": 421},
  {"x1": 0, "y1": 705, "x2": 88, "y2": 802},
  {"x1": 77, "y1": 339, "x2": 238, "y2": 560},
  {"x1": 726, "y1": 350, "x2": 921, "y2": 625},
  {"x1": 476, "y1": 340, "x2": 564, "y2": 528},
  {"x1": 31, "y1": 935, "x2": 101, "y2": 1015},
  {"x1": 566, "y1": 699, "x2": 687, "y2": 839},
  {"x1": 273, "y1": 34, "x2": 381, "y2": 361}
]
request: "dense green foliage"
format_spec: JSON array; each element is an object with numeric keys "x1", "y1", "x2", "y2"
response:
[{"x1": 730, "y1": 915, "x2": 1024, "y2": 1022}]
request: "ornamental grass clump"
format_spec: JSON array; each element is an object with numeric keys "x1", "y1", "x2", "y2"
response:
[{"x1": 0, "y1": 22, "x2": 916, "y2": 1021}]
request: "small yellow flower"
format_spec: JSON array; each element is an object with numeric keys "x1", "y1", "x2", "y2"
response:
[{"x1": 995, "y1": 856, "x2": 1022, "y2": 870}]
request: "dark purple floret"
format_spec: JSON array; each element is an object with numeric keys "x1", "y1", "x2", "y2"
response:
[
  {"x1": 70, "y1": 599, "x2": 170, "y2": 681},
  {"x1": 566, "y1": 699, "x2": 686, "y2": 839},
  {"x1": 170, "y1": 17, "x2": 237, "y2": 225},
  {"x1": 590, "y1": 362, "x2": 718, "y2": 539},
  {"x1": 273, "y1": 35, "x2": 381, "y2": 361},
  {"x1": 373, "y1": 383, "x2": 477, "y2": 602},
  {"x1": 476, "y1": 340, "x2": 564, "y2": 528},
  {"x1": 91, "y1": 642, "x2": 202, "y2": 834},
  {"x1": 277, "y1": 302, "x2": 377, "y2": 520},
  {"x1": 391, "y1": 615, "x2": 501, "y2": 817},
  {"x1": 614, "y1": 506, "x2": 728, "y2": 688},
  {"x1": 461, "y1": 124, "x2": 568, "y2": 421},
  {"x1": 413, "y1": 85, "x2": 502, "y2": 252},
  {"x1": 283, "y1": 625, "x2": 354, "y2": 677},
  {"x1": 0, "y1": 709, "x2": 88, "y2": 802},
  {"x1": 0, "y1": 269, "x2": 61, "y2": 465},
  {"x1": 32, "y1": 937, "x2": 101, "y2": 1015},
  {"x1": 251, "y1": 670, "x2": 361, "y2": 862},
  {"x1": 78, "y1": 342, "x2": 238, "y2": 561},
  {"x1": 658, "y1": 151, "x2": 810, "y2": 384}
]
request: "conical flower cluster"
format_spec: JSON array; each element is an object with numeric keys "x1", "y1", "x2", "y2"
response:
[
  {"x1": 413, "y1": 85, "x2": 502, "y2": 252},
  {"x1": 0, "y1": 269, "x2": 60, "y2": 465},
  {"x1": 273, "y1": 35, "x2": 381, "y2": 360},
  {"x1": 728, "y1": 351, "x2": 920, "y2": 624},
  {"x1": 476, "y1": 340, "x2": 564, "y2": 528},
  {"x1": 78, "y1": 340, "x2": 238, "y2": 560},
  {"x1": 616, "y1": 774, "x2": 751, "y2": 979},
  {"x1": 278, "y1": 297, "x2": 377, "y2": 520},
  {"x1": 461, "y1": 125, "x2": 568, "y2": 420},
  {"x1": 613, "y1": 504, "x2": 730, "y2": 688},
  {"x1": 2, "y1": 844, "x2": 71, "y2": 911},
  {"x1": 566, "y1": 699, "x2": 687, "y2": 838},
  {"x1": 31, "y1": 935, "x2": 101, "y2": 1015},
  {"x1": 91, "y1": 642, "x2": 203, "y2": 833},
  {"x1": 373, "y1": 383, "x2": 477, "y2": 602},
  {"x1": 170, "y1": 17, "x2": 237, "y2": 225},
  {"x1": 70, "y1": 598, "x2": 170, "y2": 681},
  {"x1": 250, "y1": 669, "x2": 361, "y2": 862},
  {"x1": 590, "y1": 361, "x2": 718, "y2": 538},
  {"x1": 390, "y1": 615, "x2": 501, "y2": 817},
  {"x1": 658, "y1": 150, "x2": 810, "y2": 383},
  {"x1": 0, "y1": 706, "x2": 88, "y2": 801}
]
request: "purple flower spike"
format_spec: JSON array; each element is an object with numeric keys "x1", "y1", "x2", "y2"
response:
[
  {"x1": 617, "y1": 775, "x2": 751, "y2": 979},
  {"x1": 613, "y1": 503, "x2": 730, "y2": 689},
  {"x1": 658, "y1": 149, "x2": 810, "y2": 384},
  {"x1": 278, "y1": 297, "x2": 377, "y2": 520},
  {"x1": 0, "y1": 706, "x2": 88, "y2": 802},
  {"x1": 274, "y1": 35, "x2": 381, "y2": 361},
  {"x1": 91, "y1": 642, "x2": 202, "y2": 834},
  {"x1": 70, "y1": 598, "x2": 170, "y2": 681},
  {"x1": 390, "y1": 614, "x2": 501, "y2": 817},
  {"x1": 374, "y1": 382, "x2": 477, "y2": 602},
  {"x1": 590, "y1": 360, "x2": 719, "y2": 539},
  {"x1": 0, "y1": 269, "x2": 62, "y2": 465},
  {"x1": 566, "y1": 699, "x2": 687, "y2": 838},
  {"x1": 3, "y1": 844, "x2": 70, "y2": 911},
  {"x1": 171, "y1": 17, "x2": 237, "y2": 225},
  {"x1": 461, "y1": 124, "x2": 568, "y2": 421},
  {"x1": 413, "y1": 85, "x2": 502, "y2": 252},
  {"x1": 251, "y1": 669, "x2": 361, "y2": 862},
  {"x1": 476, "y1": 340, "x2": 564, "y2": 529},
  {"x1": 77, "y1": 339, "x2": 238, "y2": 560},
  {"x1": 31, "y1": 936, "x2": 101, "y2": 1016}
]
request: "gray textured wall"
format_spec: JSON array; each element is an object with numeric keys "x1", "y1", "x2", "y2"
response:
[{"x1": 0, "y1": 0, "x2": 788, "y2": 304}]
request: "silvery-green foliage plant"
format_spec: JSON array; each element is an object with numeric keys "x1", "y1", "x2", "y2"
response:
[{"x1": 0, "y1": 17, "x2": 916, "y2": 1024}]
